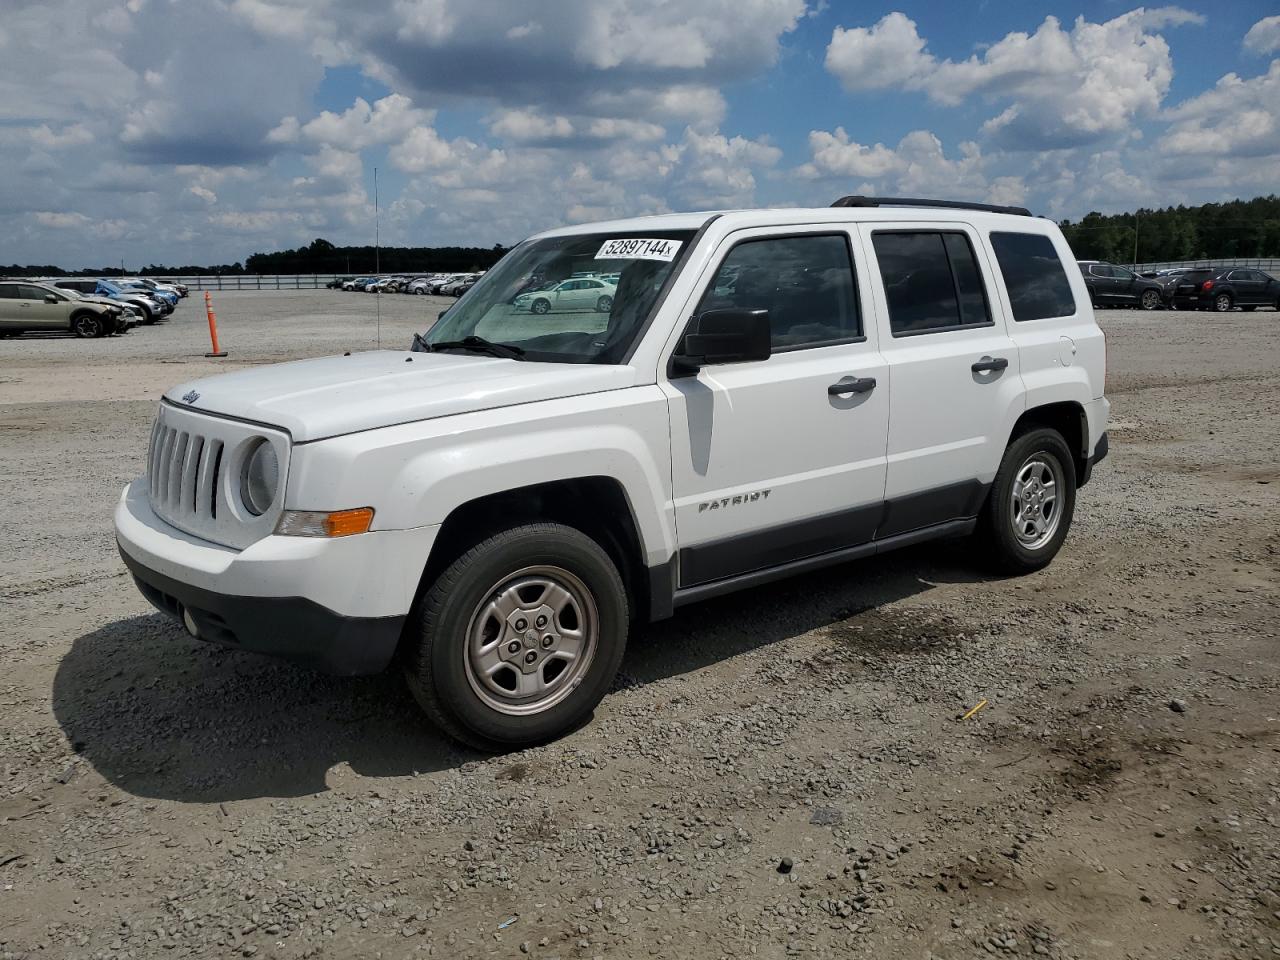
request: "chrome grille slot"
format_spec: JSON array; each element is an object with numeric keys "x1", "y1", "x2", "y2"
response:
[{"x1": 145, "y1": 402, "x2": 289, "y2": 549}]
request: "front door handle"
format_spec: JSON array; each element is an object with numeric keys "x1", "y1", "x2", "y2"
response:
[
  {"x1": 828, "y1": 376, "x2": 877, "y2": 396},
  {"x1": 971, "y1": 356, "x2": 1009, "y2": 373}
]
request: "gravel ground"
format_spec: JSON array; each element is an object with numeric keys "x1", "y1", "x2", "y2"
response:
[{"x1": 1, "y1": 291, "x2": 1278, "y2": 960}]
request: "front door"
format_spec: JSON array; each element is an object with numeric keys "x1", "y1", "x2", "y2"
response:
[
  {"x1": 859, "y1": 223, "x2": 1024, "y2": 536},
  {"x1": 662, "y1": 229, "x2": 889, "y2": 588},
  {"x1": 17, "y1": 285, "x2": 67, "y2": 330}
]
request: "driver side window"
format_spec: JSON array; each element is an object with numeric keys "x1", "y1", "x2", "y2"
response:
[{"x1": 697, "y1": 234, "x2": 861, "y2": 351}]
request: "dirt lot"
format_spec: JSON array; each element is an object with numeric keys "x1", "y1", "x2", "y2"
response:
[{"x1": 1, "y1": 292, "x2": 1278, "y2": 960}]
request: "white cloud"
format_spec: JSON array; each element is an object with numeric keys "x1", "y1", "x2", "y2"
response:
[
  {"x1": 1159, "y1": 60, "x2": 1280, "y2": 159},
  {"x1": 1243, "y1": 16, "x2": 1280, "y2": 55},
  {"x1": 34, "y1": 211, "x2": 92, "y2": 229},
  {"x1": 825, "y1": 13, "x2": 933, "y2": 92},
  {"x1": 30, "y1": 124, "x2": 95, "y2": 150},
  {"x1": 795, "y1": 128, "x2": 901, "y2": 179},
  {"x1": 299, "y1": 94, "x2": 433, "y2": 150},
  {"x1": 826, "y1": 10, "x2": 1195, "y2": 149}
]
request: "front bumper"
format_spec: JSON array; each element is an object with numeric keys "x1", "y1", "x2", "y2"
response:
[{"x1": 114, "y1": 479, "x2": 439, "y2": 675}]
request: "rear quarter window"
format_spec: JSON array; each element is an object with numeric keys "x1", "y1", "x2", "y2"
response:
[{"x1": 990, "y1": 232, "x2": 1077, "y2": 322}]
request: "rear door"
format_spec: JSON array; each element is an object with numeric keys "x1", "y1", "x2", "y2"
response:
[
  {"x1": 662, "y1": 228, "x2": 889, "y2": 587},
  {"x1": 0, "y1": 283, "x2": 22, "y2": 330},
  {"x1": 1085, "y1": 264, "x2": 1116, "y2": 302},
  {"x1": 859, "y1": 222, "x2": 1023, "y2": 535}
]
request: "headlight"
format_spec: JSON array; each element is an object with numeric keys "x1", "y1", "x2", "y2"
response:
[{"x1": 240, "y1": 440, "x2": 279, "y2": 516}]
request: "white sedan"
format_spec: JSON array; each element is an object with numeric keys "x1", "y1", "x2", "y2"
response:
[{"x1": 513, "y1": 278, "x2": 615, "y2": 315}]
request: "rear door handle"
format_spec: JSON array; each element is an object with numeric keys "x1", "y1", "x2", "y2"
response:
[
  {"x1": 828, "y1": 376, "x2": 877, "y2": 396},
  {"x1": 971, "y1": 356, "x2": 1009, "y2": 373}
]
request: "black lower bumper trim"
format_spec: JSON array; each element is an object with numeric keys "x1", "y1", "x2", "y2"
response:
[{"x1": 119, "y1": 546, "x2": 405, "y2": 676}]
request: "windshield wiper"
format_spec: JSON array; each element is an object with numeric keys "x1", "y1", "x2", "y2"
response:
[{"x1": 425, "y1": 335, "x2": 526, "y2": 360}]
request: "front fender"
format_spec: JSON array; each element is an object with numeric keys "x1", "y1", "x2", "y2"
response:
[{"x1": 285, "y1": 387, "x2": 676, "y2": 567}]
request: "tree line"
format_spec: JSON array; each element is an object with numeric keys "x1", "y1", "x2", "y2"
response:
[
  {"x1": 5, "y1": 195, "x2": 1279, "y2": 278},
  {"x1": 1060, "y1": 195, "x2": 1280, "y2": 264}
]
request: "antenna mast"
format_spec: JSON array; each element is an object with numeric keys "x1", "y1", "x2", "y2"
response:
[{"x1": 374, "y1": 166, "x2": 381, "y2": 348}]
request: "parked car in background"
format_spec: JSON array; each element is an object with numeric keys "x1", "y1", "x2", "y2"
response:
[
  {"x1": 122, "y1": 279, "x2": 179, "y2": 307},
  {"x1": 341, "y1": 277, "x2": 371, "y2": 291},
  {"x1": 95, "y1": 279, "x2": 169, "y2": 323},
  {"x1": 512, "y1": 276, "x2": 616, "y2": 314},
  {"x1": 450, "y1": 276, "x2": 479, "y2": 297},
  {"x1": 0, "y1": 280, "x2": 122, "y2": 338},
  {"x1": 127, "y1": 277, "x2": 186, "y2": 301},
  {"x1": 1165, "y1": 267, "x2": 1280, "y2": 311},
  {"x1": 40, "y1": 283, "x2": 139, "y2": 334},
  {"x1": 327, "y1": 277, "x2": 354, "y2": 289},
  {"x1": 1076, "y1": 261, "x2": 1164, "y2": 310}
]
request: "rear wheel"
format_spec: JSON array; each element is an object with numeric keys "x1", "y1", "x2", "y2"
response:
[
  {"x1": 596, "y1": 295, "x2": 613, "y2": 313},
  {"x1": 1140, "y1": 289, "x2": 1160, "y2": 310},
  {"x1": 1213, "y1": 293, "x2": 1233, "y2": 312},
  {"x1": 71, "y1": 313, "x2": 104, "y2": 338},
  {"x1": 977, "y1": 427, "x2": 1077, "y2": 575},
  {"x1": 403, "y1": 523, "x2": 629, "y2": 751}
]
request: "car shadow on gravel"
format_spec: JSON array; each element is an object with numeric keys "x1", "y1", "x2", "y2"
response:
[
  {"x1": 52, "y1": 614, "x2": 473, "y2": 803},
  {"x1": 622, "y1": 540, "x2": 998, "y2": 684}
]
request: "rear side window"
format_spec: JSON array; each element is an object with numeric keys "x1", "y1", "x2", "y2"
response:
[
  {"x1": 0, "y1": 285, "x2": 18, "y2": 300},
  {"x1": 872, "y1": 231, "x2": 992, "y2": 336},
  {"x1": 698, "y1": 234, "x2": 861, "y2": 350},
  {"x1": 990, "y1": 232, "x2": 1077, "y2": 322}
]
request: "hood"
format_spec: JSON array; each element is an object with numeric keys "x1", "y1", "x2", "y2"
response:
[
  {"x1": 165, "y1": 350, "x2": 637, "y2": 442},
  {"x1": 79, "y1": 294, "x2": 131, "y2": 311}
]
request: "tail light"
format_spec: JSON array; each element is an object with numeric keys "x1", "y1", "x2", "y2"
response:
[{"x1": 1201, "y1": 280, "x2": 1214, "y2": 291}]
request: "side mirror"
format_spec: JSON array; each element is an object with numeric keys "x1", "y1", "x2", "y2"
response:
[
  {"x1": 45, "y1": 294, "x2": 58, "y2": 303},
  {"x1": 673, "y1": 308, "x2": 771, "y2": 374}
]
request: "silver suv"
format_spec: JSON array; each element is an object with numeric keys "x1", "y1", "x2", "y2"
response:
[{"x1": 0, "y1": 280, "x2": 122, "y2": 338}]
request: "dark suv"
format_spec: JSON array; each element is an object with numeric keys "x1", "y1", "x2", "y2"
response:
[
  {"x1": 1077, "y1": 261, "x2": 1164, "y2": 310},
  {"x1": 1167, "y1": 267, "x2": 1280, "y2": 312}
]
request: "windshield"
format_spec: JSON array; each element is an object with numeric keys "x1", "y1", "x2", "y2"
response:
[{"x1": 422, "y1": 229, "x2": 696, "y2": 363}]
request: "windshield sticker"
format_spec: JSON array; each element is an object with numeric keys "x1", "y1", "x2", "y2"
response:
[{"x1": 595, "y1": 238, "x2": 682, "y2": 262}]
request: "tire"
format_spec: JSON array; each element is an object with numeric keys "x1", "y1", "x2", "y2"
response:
[
  {"x1": 71, "y1": 313, "x2": 104, "y2": 339},
  {"x1": 414, "y1": 288, "x2": 425, "y2": 295},
  {"x1": 596, "y1": 295, "x2": 613, "y2": 313},
  {"x1": 1213, "y1": 293, "x2": 1232, "y2": 312},
  {"x1": 531, "y1": 298, "x2": 550, "y2": 315},
  {"x1": 139, "y1": 307, "x2": 157, "y2": 325},
  {"x1": 976, "y1": 427, "x2": 1077, "y2": 575},
  {"x1": 1140, "y1": 289, "x2": 1160, "y2": 311},
  {"x1": 403, "y1": 522, "x2": 629, "y2": 751}
]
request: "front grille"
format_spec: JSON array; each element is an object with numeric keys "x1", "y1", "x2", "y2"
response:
[
  {"x1": 145, "y1": 401, "x2": 289, "y2": 550},
  {"x1": 147, "y1": 422, "x2": 224, "y2": 523}
]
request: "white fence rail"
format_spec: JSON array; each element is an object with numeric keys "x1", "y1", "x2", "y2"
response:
[
  {"x1": 1129, "y1": 258, "x2": 1280, "y2": 273},
  {"x1": 162, "y1": 275, "x2": 346, "y2": 291}
]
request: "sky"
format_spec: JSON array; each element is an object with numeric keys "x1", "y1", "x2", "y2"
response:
[{"x1": 1, "y1": 0, "x2": 1278, "y2": 269}]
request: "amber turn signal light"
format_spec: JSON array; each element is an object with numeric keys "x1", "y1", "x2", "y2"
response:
[{"x1": 276, "y1": 507, "x2": 374, "y2": 538}]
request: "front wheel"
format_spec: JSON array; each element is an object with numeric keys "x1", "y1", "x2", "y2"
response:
[
  {"x1": 531, "y1": 298, "x2": 550, "y2": 315},
  {"x1": 403, "y1": 523, "x2": 629, "y2": 751},
  {"x1": 71, "y1": 313, "x2": 104, "y2": 338},
  {"x1": 1140, "y1": 289, "x2": 1160, "y2": 310},
  {"x1": 977, "y1": 427, "x2": 1077, "y2": 575}
]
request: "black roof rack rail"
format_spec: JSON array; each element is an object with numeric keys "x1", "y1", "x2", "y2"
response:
[{"x1": 830, "y1": 195, "x2": 1031, "y2": 217}]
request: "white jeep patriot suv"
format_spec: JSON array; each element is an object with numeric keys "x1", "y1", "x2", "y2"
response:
[{"x1": 115, "y1": 196, "x2": 1109, "y2": 750}]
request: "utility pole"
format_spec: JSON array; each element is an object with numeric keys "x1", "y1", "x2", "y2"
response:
[{"x1": 1133, "y1": 210, "x2": 1140, "y2": 269}]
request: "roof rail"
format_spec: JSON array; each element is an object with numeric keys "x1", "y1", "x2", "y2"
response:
[{"x1": 830, "y1": 195, "x2": 1031, "y2": 217}]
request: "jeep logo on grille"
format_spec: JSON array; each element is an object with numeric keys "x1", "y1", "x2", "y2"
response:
[{"x1": 182, "y1": 390, "x2": 200, "y2": 405}]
